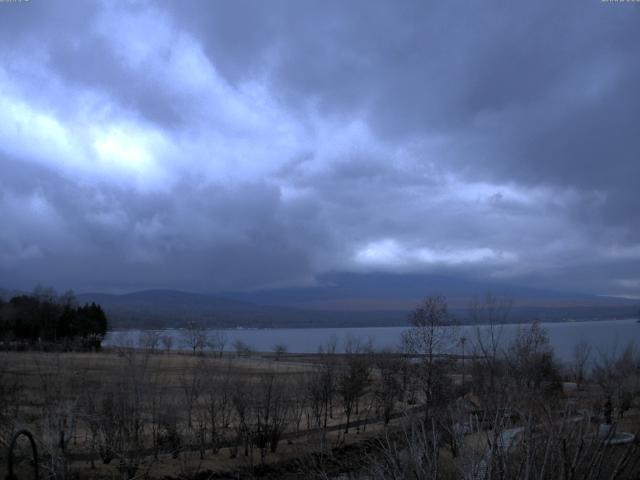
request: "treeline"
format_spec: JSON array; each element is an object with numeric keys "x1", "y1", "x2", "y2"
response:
[{"x1": 0, "y1": 288, "x2": 108, "y2": 350}]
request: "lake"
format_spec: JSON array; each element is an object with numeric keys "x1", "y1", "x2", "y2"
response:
[{"x1": 104, "y1": 318, "x2": 640, "y2": 361}]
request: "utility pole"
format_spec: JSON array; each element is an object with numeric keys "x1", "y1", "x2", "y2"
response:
[{"x1": 459, "y1": 336, "x2": 467, "y2": 390}]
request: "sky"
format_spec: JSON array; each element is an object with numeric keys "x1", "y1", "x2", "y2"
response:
[{"x1": 0, "y1": 0, "x2": 639, "y2": 298}]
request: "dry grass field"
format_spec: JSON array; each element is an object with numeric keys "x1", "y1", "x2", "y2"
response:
[
  {"x1": 0, "y1": 342, "x2": 639, "y2": 479},
  {"x1": 0, "y1": 349, "x2": 413, "y2": 479}
]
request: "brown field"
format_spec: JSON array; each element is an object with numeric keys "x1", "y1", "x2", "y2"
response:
[
  {"x1": 0, "y1": 349, "x2": 414, "y2": 479},
  {"x1": 0, "y1": 344, "x2": 639, "y2": 479}
]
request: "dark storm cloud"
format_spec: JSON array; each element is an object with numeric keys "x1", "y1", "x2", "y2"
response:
[
  {"x1": 0, "y1": 0, "x2": 638, "y2": 297},
  {"x1": 0, "y1": 156, "x2": 331, "y2": 291}
]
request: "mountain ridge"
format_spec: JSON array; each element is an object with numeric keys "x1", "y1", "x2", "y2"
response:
[
  {"x1": 4, "y1": 273, "x2": 638, "y2": 329},
  {"x1": 78, "y1": 273, "x2": 638, "y2": 328}
]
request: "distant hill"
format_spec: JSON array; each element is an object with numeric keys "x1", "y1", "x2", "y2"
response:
[
  {"x1": 76, "y1": 272, "x2": 638, "y2": 329},
  {"x1": 76, "y1": 289, "x2": 404, "y2": 329},
  {"x1": 225, "y1": 272, "x2": 637, "y2": 310},
  {"x1": 3, "y1": 273, "x2": 637, "y2": 329}
]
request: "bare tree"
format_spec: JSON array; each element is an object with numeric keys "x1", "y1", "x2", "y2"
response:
[
  {"x1": 493, "y1": 322, "x2": 563, "y2": 427},
  {"x1": 306, "y1": 369, "x2": 328, "y2": 432},
  {"x1": 208, "y1": 329, "x2": 227, "y2": 357},
  {"x1": 147, "y1": 359, "x2": 169, "y2": 461},
  {"x1": 230, "y1": 377, "x2": 252, "y2": 460},
  {"x1": 161, "y1": 334, "x2": 173, "y2": 353},
  {"x1": 0, "y1": 354, "x2": 22, "y2": 441},
  {"x1": 338, "y1": 340, "x2": 371, "y2": 434},
  {"x1": 179, "y1": 357, "x2": 205, "y2": 433},
  {"x1": 470, "y1": 293, "x2": 511, "y2": 403},
  {"x1": 571, "y1": 340, "x2": 592, "y2": 390},
  {"x1": 138, "y1": 330, "x2": 160, "y2": 353},
  {"x1": 34, "y1": 354, "x2": 82, "y2": 478},
  {"x1": 288, "y1": 376, "x2": 308, "y2": 437},
  {"x1": 272, "y1": 343, "x2": 288, "y2": 361},
  {"x1": 593, "y1": 341, "x2": 640, "y2": 422},
  {"x1": 317, "y1": 336, "x2": 338, "y2": 429},
  {"x1": 458, "y1": 335, "x2": 468, "y2": 392},
  {"x1": 506, "y1": 321, "x2": 558, "y2": 391},
  {"x1": 367, "y1": 414, "x2": 442, "y2": 479},
  {"x1": 92, "y1": 349, "x2": 156, "y2": 478},
  {"x1": 403, "y1": 296, "x2": 456, "y2": 424},
  {"x1": 182, "y1": 321, "x2": 208, "y2": 355},
  {"x1": 374, "y1": 353, "x2": 402, "y2": 425},
  {"x1": 233, "y1": 339, "x2": 252, "y2": 357},
  {"x1": 203, "y1": 362, "x2": 234, "y2": 454},
  {"x1": 249, "y1": 372, "x2": 290, "y2": 462}
]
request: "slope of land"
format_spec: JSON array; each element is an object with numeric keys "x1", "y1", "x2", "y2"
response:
[{"x1": 69, "y1": 272, "x2": 639, "y2": 329}]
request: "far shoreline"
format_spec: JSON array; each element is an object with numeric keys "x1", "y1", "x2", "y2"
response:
[{"x1": 107, "y1": 315, "x2": 640, "y2": 332}]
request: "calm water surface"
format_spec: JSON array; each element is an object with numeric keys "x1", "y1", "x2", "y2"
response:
[{"x1": 105, "y1": 318, "x2": 640, "y2": 361}]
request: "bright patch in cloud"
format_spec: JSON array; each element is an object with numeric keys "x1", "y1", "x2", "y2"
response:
[
  {"x1": 91, "y1": 125, "x2": 170, "y2": 187},
  {"x1": 354, "y1": 239, "x2": 516, "y2": 269},
  {"x1": 0, "y1": 93, "x2": 78, "y2": 168}
]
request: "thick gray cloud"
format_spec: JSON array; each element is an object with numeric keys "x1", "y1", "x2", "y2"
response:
[{"x1": 0, "y1": 0, "x2": 638, "y2": 297}]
